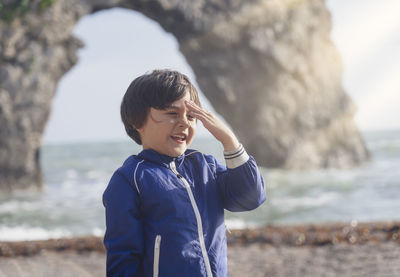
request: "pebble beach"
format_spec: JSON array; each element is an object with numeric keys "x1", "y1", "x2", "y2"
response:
[{"x1": 1, "y1": 221, "x2": 399, "y2": 277}]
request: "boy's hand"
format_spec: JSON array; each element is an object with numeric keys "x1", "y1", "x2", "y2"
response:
[{"x1": 185, "y1": 100, "x2": 240, "y2": 151}]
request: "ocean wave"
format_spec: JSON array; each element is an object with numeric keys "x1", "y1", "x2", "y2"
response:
[
  {"x1": 0, "y1": 226, "x2": 72, "y2": 241},
  {"x1": 0, "y1": 200, "x2": 41, "y2": 214},
  {"x1": 225, "y1": 218, "x2": 260, "y2": 230},
  {"x1": 271, "y1": 191, "x2": 340, "y2": 211}
]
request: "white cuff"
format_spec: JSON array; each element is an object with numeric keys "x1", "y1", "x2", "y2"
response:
[{"x1": 224, "y1": 144, "x2": 250, "y2": 168}]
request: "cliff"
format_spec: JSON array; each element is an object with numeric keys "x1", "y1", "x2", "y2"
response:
[{"x1": 0, "y1": 0, "x2": 369, "y2": 191}]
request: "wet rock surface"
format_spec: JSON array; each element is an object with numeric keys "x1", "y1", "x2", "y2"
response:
[{"x1": 228, "y1": 221, "x2": 400, "y2": 246}]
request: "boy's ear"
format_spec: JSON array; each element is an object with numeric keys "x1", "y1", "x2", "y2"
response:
[{"x1": 133, "y1": 124, "x2": 144, "y2": 133}]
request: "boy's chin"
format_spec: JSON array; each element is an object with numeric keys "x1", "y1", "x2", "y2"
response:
[
  {"x1": 169, "y1": 145, "x2": 188, "y2": 157},
  {"x1": 171, "y1": 149, "x2": 186, "y2": 157}
]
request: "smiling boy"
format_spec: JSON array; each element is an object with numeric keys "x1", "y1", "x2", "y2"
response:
[{"x1": 103, "y1": 69, "x2": 266, "y2": 276}]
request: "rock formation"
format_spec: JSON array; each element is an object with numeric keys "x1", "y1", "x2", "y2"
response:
[{"x1": 0, "y1": 0, "x2": 369, "y2": 191}]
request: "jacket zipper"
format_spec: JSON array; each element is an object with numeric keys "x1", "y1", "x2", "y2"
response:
[
  {"x1": 153, "y1": 235, "x2": 161, "y2": 277},
  {"x1": 170, "y1": 161, "x2": 213, "y2": 277}
]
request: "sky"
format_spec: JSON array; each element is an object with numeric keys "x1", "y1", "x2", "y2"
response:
[{"x1": 43, "y1": 0, "x2": 400, "y2": 144}]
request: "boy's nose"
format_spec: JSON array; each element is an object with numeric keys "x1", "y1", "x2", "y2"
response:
[{"x1": 178, "y1": 115, "x2": 190, "y2": 128}]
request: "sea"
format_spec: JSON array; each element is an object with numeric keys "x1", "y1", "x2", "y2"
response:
[{"x1": 0, "y1": 129, "x2": 399, "y2": 241}]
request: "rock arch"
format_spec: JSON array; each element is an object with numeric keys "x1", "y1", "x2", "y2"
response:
[{"x1": 0, "y1": 0, "x2": 369, "y2": 191}]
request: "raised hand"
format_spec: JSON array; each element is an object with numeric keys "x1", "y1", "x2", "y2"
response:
[{"x1": 185, "y1": 100, "x2": 240, "y2": 151}]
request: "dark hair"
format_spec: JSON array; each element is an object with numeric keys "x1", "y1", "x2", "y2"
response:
[{"x1": 121, "y1": 69, "x2": 202, "y2": 144}]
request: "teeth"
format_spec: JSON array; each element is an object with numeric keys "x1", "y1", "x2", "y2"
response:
[{"x1": 172, "y1": 135, "x2": 186, "y2": 141}]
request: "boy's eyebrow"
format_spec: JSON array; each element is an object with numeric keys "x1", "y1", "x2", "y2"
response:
[{"x1": 165, "y1": 105, "x2": 180, "y2": 110}]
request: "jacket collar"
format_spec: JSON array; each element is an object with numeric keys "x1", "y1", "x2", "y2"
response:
[{"x1": 137, "y1": 148, "x2": 186, "y2": 168}]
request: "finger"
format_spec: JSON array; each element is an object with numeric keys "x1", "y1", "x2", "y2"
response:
[
  {"x1": 186, "y1": 101, "x2": 212, "y2": 117},
  {"x1": 185, "y1": 100, "x2": 206, "y2": 113},
  {"x1": 190, "y1": 112, "x2": 217, "y2": 130},
  {"x1": 188, "y1": 111, "x2": 208, "y2": 123}
]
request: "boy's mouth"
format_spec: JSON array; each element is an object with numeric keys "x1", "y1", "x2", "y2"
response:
[{"x1": 171, "y1": 134, "x2": 187, "y2": 144}]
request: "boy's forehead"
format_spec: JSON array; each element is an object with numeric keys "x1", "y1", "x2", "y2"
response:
[{"x1": 165, "y1": 94, "x2": 191, "y2": 109}]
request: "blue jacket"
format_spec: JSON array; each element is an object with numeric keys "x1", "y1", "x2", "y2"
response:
[{"x1": 103, "y1": 146, "x2": 266, "y2": 277}]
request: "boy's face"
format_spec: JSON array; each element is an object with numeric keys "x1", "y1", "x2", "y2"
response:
[{"x1": 137, "y1": 92, "x2": 197, "y2": 157}]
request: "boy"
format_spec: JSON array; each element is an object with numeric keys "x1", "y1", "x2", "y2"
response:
[{"x1": 103, "y1": 69, "x2": 266, "y2": 276}]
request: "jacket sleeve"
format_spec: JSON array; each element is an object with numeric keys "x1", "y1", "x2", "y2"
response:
[
  {"x1": 214, "y1": 144, "x2": 266, "y2": 212},
  {"x1": 103, "y1": 170, "x2": 143, "y2": 276}
]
